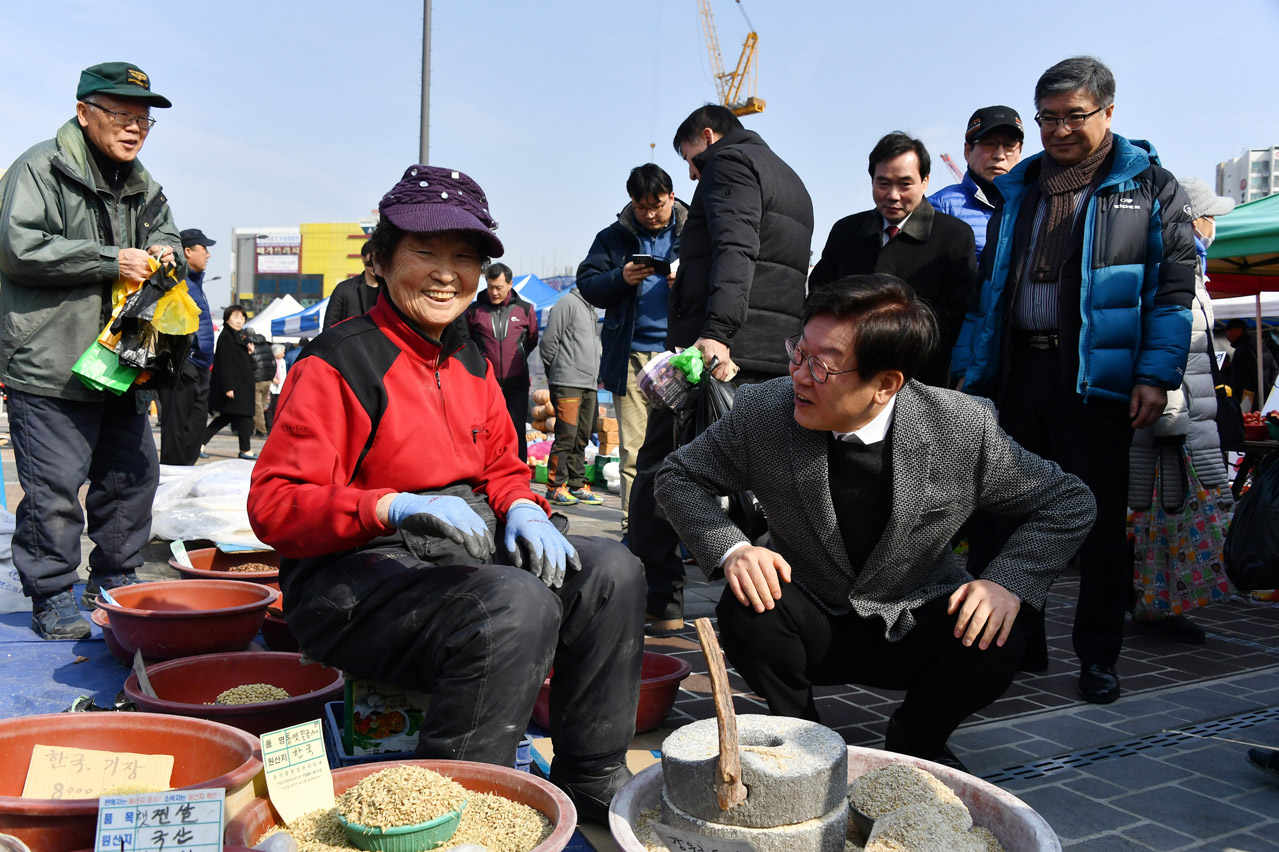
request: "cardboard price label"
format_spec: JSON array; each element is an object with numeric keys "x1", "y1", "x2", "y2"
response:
[
  {"x1": 95, "y1": 788, "x2": 224, "y2": 852},
  {"x1": 651, "y1": 822, "x2": 757, "y2": 852},
  {"x1": 22, "y1": 745, "x2": 174, "y2": 800},
  {"x1": 261, "y1": 719, "x2": 333, "y2": 825}
]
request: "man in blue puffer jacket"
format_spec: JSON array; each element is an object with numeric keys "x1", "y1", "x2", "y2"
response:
[
  {"x1": 577, "y1": 164, "x2": 688, "y2": 534},
  {"x1": 963, "y1": 57, "x2": 1196, "y2": 706}
]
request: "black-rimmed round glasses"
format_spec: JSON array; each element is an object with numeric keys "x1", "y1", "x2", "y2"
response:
[
  {"x1": 86, "y1": 101, "x2": 156, "y2": 131},
  {"x1": 785, "y1": 336, "x2": 858, "y2": 383}
]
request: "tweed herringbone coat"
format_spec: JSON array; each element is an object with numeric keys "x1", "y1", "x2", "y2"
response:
[{"x1": 655, "y1": 378, "x2": 1096, "y2": 641}]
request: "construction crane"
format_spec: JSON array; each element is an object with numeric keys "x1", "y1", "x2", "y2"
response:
[
  {"x1": 940, "y1": 153, "x2": 964, "y2": 183},
  {"x1": 696, "y1": 0, "x2": 764, "y2": 116}
]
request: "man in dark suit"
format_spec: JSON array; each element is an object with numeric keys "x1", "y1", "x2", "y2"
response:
[
  {"x1": 809, "y1": 133, "x2": 979, "y2": 387},
  {"x1": 655, "y1": 275, "x2": 1094, "y2": 769}
]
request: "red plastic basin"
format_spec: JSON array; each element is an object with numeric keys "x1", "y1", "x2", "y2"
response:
[
  {"x1": 260, "y1": 590, "x2": 298, "y2": 652},
  {"x1": 89, "y1": 608, "x2": 131, "y2": 666},
  {"x1": 169, "y1": 546, "x2": 280, "y2": 591},
  {"x1": 225, "y1": 759, "x2": 575, "y2": 851},
  {"x1": 95, "y1": 578, "x2": 277, "y2": 660},
  {"x1": 0, "y1": 713, "x2": 262, "y2": 852},
  {"x1": 123, "y1": 651, "x2": 343, "y2": 735},
  {"x1": 532, "y1": 651, "x2": 691, "y2": 734}
]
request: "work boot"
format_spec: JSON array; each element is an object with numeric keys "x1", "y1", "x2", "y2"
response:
[
  {"x1": 548, "y1": 760, "x2": 633, "y2": 824},
  {"x1": 31, "y1": 590, "x2": 92, "y2": 640},
  {"x1": 81, "y1": 570, "x2": 143, "y2": 609}
]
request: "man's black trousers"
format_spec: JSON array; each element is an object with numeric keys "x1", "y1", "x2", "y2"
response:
[
  {"x1": 8, "y1": 388, "x2": 158, "y2": 598},
  {"x1": 499, "y1": 375, "x2": 530, "y2": 462},
  {"x1": 974, "y1": 342, "x2": 1132, "y2": 668},
  {"x1": 717, "y1": 586, "x2": 1026, "y2": 756},
  {"x1": 158, "y1": 369, "x2": 210, "y2": 465},
  {"x1": 281, "y1": 535, "x2": 645, "y2": 768}
]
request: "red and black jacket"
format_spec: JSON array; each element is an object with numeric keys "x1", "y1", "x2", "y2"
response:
[{"x1": 248, "y1": 294, "x2": 548, "y2": 562}]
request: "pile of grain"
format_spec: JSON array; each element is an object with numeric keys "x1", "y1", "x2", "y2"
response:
[
  {"x1": 215, "y1": 683, "x2": 290, "y2": 705},
  {"x1": 847, "y1": 763, "x2": 1006, "y2": 852},
  {"x1": 337, "y1": 765, "x2": 467, "y2": 829},
  {"x1": 226, "y1": 562, "x2": 274, "y2": 572},
  {"x1": 272, "y1": 784, "x2": 552, "y2": 852}
]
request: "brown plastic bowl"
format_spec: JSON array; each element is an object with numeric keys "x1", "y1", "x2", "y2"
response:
[
  {"x1": 95, "y1": 579, "x2": 277, "y2": 660},
  {"x1": 260, "y1": 590, "x2": 298, "y2": 652},
  {"x1": 169, "y1": 546, "x2": 280, "y2": 591},
  {"x1": 89, "y1": 608, "x2": 131, "y2": 666},
  {"x1": 123, "y1": 651, "x2": 343, "y2": 735},
  {"x1": 225, "y1": 759, "x2": 576, "y2": 851},
  {"x1": 0, "y1": 713, "x2": 262, "y2": 852},
  {"x1": 532, "y1": 651, "x2": 691, "y2": 734}
]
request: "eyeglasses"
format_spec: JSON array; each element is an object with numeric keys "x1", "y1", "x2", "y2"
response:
[
  {"x1": 975, "y1": 138, "x2": 1022, "y2": 154},
  {"x1": 85, "y1": 101, "x2": 156, "y2": 131},
  {"x1": 1033, "y1": 106, "x2": 1103, "y2": 131},
  {"x1": 785, "y1": 336, "x2": 858, "y2": 383}
]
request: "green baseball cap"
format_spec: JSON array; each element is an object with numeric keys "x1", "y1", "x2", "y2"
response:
[{"x1": 76, "y1": 62, "x2": 171, "y2": 108}]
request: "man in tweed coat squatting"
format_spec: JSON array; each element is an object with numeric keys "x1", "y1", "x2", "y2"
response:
[{"x1": 655, "y1": 275, "x2": 1095, "y2": 769}]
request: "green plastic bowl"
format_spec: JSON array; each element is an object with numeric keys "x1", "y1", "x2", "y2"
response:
[{"x1": 336, "y1": 800, "x2": 466, "y2": 851}]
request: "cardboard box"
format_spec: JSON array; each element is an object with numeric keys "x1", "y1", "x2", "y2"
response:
[{"x1": 343, "y1": 677, "x2": 432, "y2": 756}]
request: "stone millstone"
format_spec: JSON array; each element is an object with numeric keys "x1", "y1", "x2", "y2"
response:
[
  {"x1": 660, "y1": 714, "x2": 847, "y2": 827},
  {"x1": 660, "y1": 787, "x2": 849, "y2": 852}
]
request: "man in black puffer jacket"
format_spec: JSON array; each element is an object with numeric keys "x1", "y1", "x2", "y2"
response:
[{"x1": 630, "y1": 104, "x2": 814, "y2": 631}]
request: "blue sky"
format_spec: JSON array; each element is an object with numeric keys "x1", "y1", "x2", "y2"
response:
[{"x1": 3, "y1": 0, "x2": 1278, "y2": 311}]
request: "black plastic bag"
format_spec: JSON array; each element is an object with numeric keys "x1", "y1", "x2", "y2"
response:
[
  {"x1": 110, "y1": 262, "x2": 195, "y2": 388},
  {"x1": 673, "y1": 365, "x2": 769, "y2": 563},
  {"x1": 1224, "y1": 451, "x2": 1279, "y2": 591}
]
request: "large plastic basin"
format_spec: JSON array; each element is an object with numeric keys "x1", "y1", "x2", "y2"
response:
[
  {"x1": 610, "y1": 746, "x2": 1060, "y2": 852},
  {"x1": 225, "y1": 759, "x2": 575, "y2": 851},
  {"x1": 533, "y1": 651, "x2": 691, "y2": 734},
  {"x1": 0, "y1": 713, "x2": 262, "y2": 852},
  {"x1": 123, "y1": 651, "x2": 343, "y2": 735},
  {"x1": 170, "y1": 546, "x2": 280, "y2": 591},
  {"x1": 95, "y1": 578, "x2": 277, "y2": 660}
]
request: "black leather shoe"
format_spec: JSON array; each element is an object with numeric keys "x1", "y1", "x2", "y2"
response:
[
  {"x1": 1079, "y1": 663, "x2": 1120, "y2": 704},
  {"x1": 548, "y1": 761, "x2": 633, "y2": 824},
  {"x1": 1247, "y1": 748, "x2": 1279, "y2": 780}
]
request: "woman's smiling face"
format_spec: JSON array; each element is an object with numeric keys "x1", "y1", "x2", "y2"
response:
[{"x1": 376, "y1": 231, "x2": 483, "y2": 339}]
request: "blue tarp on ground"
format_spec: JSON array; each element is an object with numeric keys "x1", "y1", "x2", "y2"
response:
[{"x1": 270, "y1": 297, "x2": 330, "y2": 337}]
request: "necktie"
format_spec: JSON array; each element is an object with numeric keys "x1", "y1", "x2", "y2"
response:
[{"x1": 885, "y1": 225, "x2": 900, "y2": 240}]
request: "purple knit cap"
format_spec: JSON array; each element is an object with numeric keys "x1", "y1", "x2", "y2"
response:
[{"x1": 379, "y1": 165, "x2": 504, "y2": 258}]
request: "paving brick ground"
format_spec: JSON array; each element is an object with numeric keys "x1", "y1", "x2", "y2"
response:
[{"x1": 4, "y1": 418, "x2": 1276, "y2": 850}]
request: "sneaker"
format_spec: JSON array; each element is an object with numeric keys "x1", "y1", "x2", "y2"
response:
[
  {"x1": 548, "y1": 761, "x2": 633, "y2": 824},
  {"x1": 570, "y1": 484, "x2": 604, "y2": 505},
  {"x1": 546, "y1": 485, "x2": 578, "y2": 506},
  {"x1": 31, "y1": 590, "x2": 91, "y2": 640},
  {"x1": 81, "y1": 570, "x2": 143, "y2": 609}
]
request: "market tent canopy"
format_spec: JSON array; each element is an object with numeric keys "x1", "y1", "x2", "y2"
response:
[
  {"x1": 513, "y1": 273, "x2": 565, "y2": 327},
  {"x1": 1206, "y1": 193, "x2": 1279, "y2": 296},
  {"x1": 271, "y1": 298, "x2": 330, "y2": 338},
  {"x1": 244, "y1": 295, "x2": 304, "y2": 340},
  {"x1": 1211, "y1": 292, "x2": 1279, "y2": 323}
]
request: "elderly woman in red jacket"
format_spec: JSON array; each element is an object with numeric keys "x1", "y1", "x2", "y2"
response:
[{"x1": 247, "y1": 166, "x2": 643, "y2": 822}]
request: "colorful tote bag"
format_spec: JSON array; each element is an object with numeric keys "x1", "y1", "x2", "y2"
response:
[{"x1": 1132, "y1": 444, "x2": 1234, "y2": 619}]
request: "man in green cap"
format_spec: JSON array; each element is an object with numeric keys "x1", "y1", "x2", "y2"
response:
[{"x1": 0, "y1": 62, "x2": 182, "y2": 639}]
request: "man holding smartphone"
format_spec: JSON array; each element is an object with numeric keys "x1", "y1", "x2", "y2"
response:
[{"x1": 578, "y1": 164, "x2": 688, "y2": 536}]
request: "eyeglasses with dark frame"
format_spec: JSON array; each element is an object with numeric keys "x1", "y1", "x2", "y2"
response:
[
  {"x1": 1033, "y1": 106, "x2": 1104, "y2": 131},
  {"x1": 84, "y1": 101, "x2": 157, "y2": 131},
  {"x1": 975, "y1": 138, "x2": 1022, "y2": 154},
  {"x1": 784, "y1": 336, "x2": 859, "y2": 383}
]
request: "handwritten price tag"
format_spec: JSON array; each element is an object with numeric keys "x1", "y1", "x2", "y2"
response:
[
  {"x1": 94, "y1": 787, "x2": 224, "y2": 852},
  {"x1": 261, "y1": 720, "x2": 333, "y2": 825},
  {"x1": 22, "y1": 745, "x2": 174, "y2": 800},
  {"x1": 651, "y1": 822, "x2": 757, "y2": 852}
]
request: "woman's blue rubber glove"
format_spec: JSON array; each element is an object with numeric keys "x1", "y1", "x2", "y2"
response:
[
  {"x1": 504, "y1": 503, "x2": 580, "y2": 589},
  {"x1": 387, "y1": 493, "x2": 494, "y2": 561}
]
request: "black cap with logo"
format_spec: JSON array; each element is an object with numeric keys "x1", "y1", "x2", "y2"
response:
[{"x1": 965, "y1": 106, "x2": 1023, "y2": 143}]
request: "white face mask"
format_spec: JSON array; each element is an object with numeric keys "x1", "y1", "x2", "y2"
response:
[{"x1": 1195, "y1": 219, "x2": 1215, "y2": 249}]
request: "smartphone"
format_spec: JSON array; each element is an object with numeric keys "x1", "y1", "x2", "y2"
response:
[{"x1": 629, "y1": 254, "x2": 672, "y2": 276}]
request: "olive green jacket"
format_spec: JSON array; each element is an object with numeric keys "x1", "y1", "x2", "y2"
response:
[{"x1": 0, "y1": 119, "x2": 182, "y2": 401}]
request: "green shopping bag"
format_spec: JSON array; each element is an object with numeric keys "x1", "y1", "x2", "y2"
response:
[{"x1": 72, "y1": 342, "x2": 140, "y2": 395}]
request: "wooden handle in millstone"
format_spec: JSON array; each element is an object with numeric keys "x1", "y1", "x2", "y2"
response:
[{"x1": 695, "y1": 616, "x2": 748, "y2": 810}]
